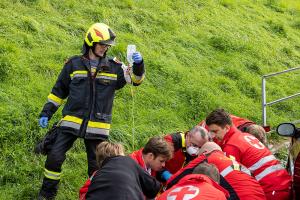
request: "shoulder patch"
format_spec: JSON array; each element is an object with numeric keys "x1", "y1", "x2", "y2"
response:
[
  {"x1": 64, "y1": 58, "x2": 71, "y2": 64},
  {"x1": 64, "y1": 55, "x2": 80, "y2": 65}
]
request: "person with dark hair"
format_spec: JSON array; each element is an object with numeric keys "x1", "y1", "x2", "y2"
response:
[
  {"x1": 37, "y1": 22, "x2": 145, "y2": 199},
  {"x1": 130, "y1": 136, "x2": 172, "y2": 176},
  {"x1": 205, "y1": 108, "x2": 291, "y2": 200},
  {"x1": 157, "y1": 163, "x2": 229, "y2": 200},
  {"x1": 84, "y1": 141, "x2": 161, "y2": 200},
  {"x1": 199, "y1": 113, "x2": 268, "y2": 145}
]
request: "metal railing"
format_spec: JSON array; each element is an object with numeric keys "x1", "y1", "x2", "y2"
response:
[{"x1": 262, "y1": 67, "x2": 300, "y2": 127}]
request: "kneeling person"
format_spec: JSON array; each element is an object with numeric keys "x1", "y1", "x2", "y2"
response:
[
  {"x1": 130, "y1": 136, "x2": 173, "y2": 176},
  {"x1": 86, "y1": 141, "x2": 161, "y2": 200},
  {"x1": 157, "y1": 163, "x2": 228, "y2": 200},
  {"x1": 206, "y1": 108, "x2": 291, "y2": 200},
  {"x1": 163, "y1": 126, "x2": 209, "y2": 175}
]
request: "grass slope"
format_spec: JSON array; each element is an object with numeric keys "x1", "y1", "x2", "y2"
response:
[{"x1": 1, "y1": 0, "x2": 300, "y2": 199}]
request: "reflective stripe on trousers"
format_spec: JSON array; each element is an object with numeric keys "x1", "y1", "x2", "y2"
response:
[{"x1": 44, "y1": 168, "x2": 61, "y2": 180}]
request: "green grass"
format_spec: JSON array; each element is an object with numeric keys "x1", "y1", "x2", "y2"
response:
[{"x1": 1, "y1": 0, "x2": 300, "y2": 199}]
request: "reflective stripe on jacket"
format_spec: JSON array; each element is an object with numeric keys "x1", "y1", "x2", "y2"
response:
[
  {"x1": 40, "y1": 55, "x2": 144, "y2": 139},
  {"x1": 221, "y1": 127, "x2": 291, "y2": 193},
  {"x1": 163, "y1": 132, "x2": 195, "y2": 174},
  {"x1": 166, "y1": 150, "x2": 266, "y2": 200}
]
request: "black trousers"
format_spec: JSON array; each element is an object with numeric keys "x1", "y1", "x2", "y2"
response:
[{"x1": 39, "y1": 128, "x2": 103, "y2": 198}]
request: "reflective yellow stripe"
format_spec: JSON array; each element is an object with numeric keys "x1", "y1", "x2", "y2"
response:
[
  {"x1": 70, "y1": 70, "x2": 88, "y2": 78},
  {"x1": 131, "y1": 74, "x2": 145, "y2": 84},
  {"x1": 48, "y1": 93, "x2": 63, "y2": 105},
  {"x1": 180, "y1": 133, "x2": 186, "y2": 148},
  {"x1": 44, "y1": 168, "x2": 61, "y2": 180},
  {"x1": 62, "y1": 115, "x2": 83, "y2": 124},
  {"x1": 229, "y1": 155, "x2": 236, "y2": 161},
  {"x1": 233, "y1": 163, "x2": 240, "y2": 170},
  {"x1": 87, "y1": 121, "x2": 111, "y2": 129},
  {"x1": 98, "y1": 72, "x2": 117, "y2": 78}
]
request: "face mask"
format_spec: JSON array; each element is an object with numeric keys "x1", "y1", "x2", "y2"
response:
[{"x1": 186, "y1": 146, "x2": 200, "y2": 156}]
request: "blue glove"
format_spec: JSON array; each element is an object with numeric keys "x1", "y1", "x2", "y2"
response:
[
  {"x1": 132, "y1": 52, "x2": 143, "y2": 64},
  {"x1": 161, "y1": 170, "x2": 172, "y2": 181},
  {"x1": 39, "y1": 117, "x2": 48, "y2": 128}
]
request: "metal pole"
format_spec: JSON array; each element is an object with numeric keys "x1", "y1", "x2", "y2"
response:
[
  {"x1": 263, "y1": 66, "x2": 300, "y2": 78},
  {"x1": 261, "y1": 66, "x2": 300, "y2": 128},
  {"x1": 262, "y1": 77, "x2": 267, "y2": 126},
  {"x1": 266, "y1": 93, "x2": 300, "y2": 106}
]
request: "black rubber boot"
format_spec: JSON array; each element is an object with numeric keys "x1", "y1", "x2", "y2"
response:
[{"x1": 38, "y1": 177, "x2": 59, "y2": 200}]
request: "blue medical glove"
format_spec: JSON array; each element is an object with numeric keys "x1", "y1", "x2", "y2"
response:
[
  {"x1": 161, "y1": 170, "x2": 172, "y2": 181},
  {"x1": 39, "y1": 117, "x2": 48, "y2": 128},
  {"x1": 132, "y1": 52, "x2": 143, "y2": 64}
]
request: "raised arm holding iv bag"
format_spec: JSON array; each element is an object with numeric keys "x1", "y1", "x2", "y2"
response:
[{"x1": 127, "y1": 44, "x2": 136, "y2": 66}]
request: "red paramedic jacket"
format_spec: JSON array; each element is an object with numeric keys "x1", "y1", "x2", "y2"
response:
[
  {"x1": 158, "y1": 174, "x2": 229, "y2": 200},
  {"x1": 220, "y1": 126, "x2": 291, "y2": 194},
  {"x1": 79, "y1": 171, "x2": 97, "y2": 200},
  {"x1": 163, "y1": 132, "x2": 196, "y2": 174},
  {"x1": 166, "y1": 151, "x2": 266, "y2": 200},
  {"x1": 129, "y1": 148, "x2": 156, "y2": 177},
  {"x1": 204, "y1": 150, "x2": 265, "y2": 199}
]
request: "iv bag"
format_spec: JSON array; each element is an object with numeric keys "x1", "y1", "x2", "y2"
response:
[{"x1": 127, "y1": 44, "x2": 136, "y2": 65}]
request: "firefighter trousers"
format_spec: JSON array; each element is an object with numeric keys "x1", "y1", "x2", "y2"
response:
[{"x1": 39, "y1": 128, "x2": 104, "y2": 198}]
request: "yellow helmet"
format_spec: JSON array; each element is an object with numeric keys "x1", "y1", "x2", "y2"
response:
[{"x1": 84, "y1": 23, "x2": 116, "y2": 46}]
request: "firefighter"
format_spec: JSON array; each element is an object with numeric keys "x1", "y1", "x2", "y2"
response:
[
  {"x1": 158, "y1": 163, "x2": 229, "y2": 200},
  {"x1": 129, "y1": 136, "x2": 173, "y2": 177},
  {"x1": 37, "y1": 23, "x2": 145, "y2": 199},
  {"x1": 205, "y1": 108, "x2": 292, "y2": 200}
]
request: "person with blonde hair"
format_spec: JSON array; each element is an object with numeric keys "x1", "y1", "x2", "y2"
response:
[{"x1": 85, "y1": 141, "x2": 161, "y2": 200}]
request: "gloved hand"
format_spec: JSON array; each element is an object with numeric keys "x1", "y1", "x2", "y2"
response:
[
  {"x1": 39, "y1": 117, "x2": 48, "y2": 128},
  {"x1": 132, "y1": 52, "x2": 143, "y2": 64},
  {"x1": 161, "y1": 170, "x2": 172, "y2": 181}
]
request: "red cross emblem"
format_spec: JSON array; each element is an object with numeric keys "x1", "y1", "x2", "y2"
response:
[
  {"x1": 244, "y1": 135, "x2": 265, "y2": 149},
  {"x1": 167, "y1": 185, "x2": 200, "y2": 200}
]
